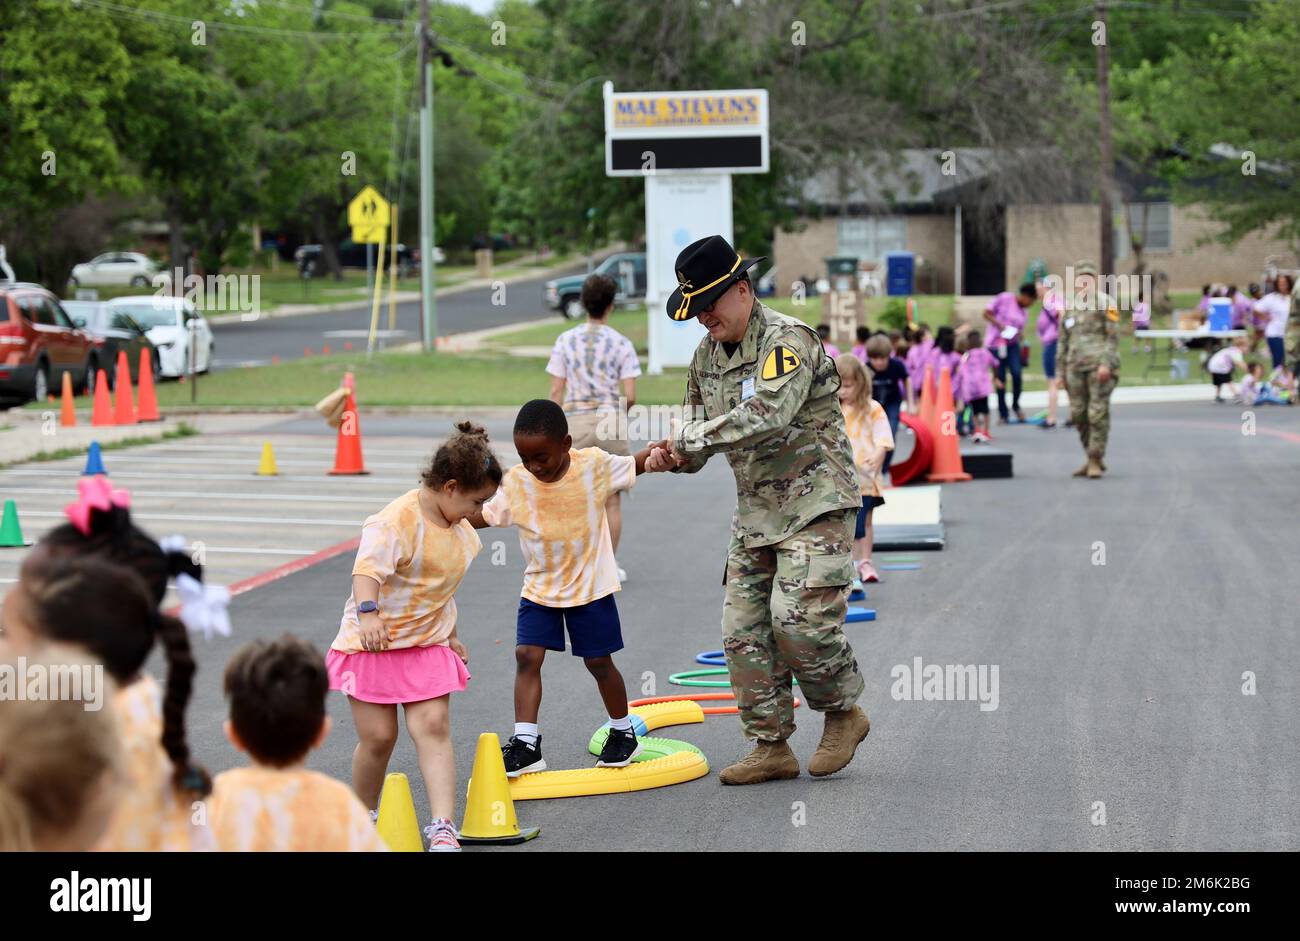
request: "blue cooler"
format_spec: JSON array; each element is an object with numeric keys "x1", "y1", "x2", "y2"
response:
[
  {"x1": 1208, "y1": 298, "x2": 1232, "y2": 331},
  {"x1": 884, "y1": 251, "x2": 915, "y2": 296}
]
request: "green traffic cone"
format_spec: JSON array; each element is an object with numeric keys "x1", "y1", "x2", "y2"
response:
[{"x1": 0, "y1": 499, "x2": 32, "y2": 548}]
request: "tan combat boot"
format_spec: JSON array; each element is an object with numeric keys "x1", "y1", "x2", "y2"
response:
[
  {"x1": 719, "y1": 740, "x2": 800, "y2": 785},
  {"x1": 1086, "y1": 457, "x2": 1103, "y2": 478},
  {"x1": 809, "y1": 705, "x2": 871, "y2": 777},
  {"x1": 1072, "y1": 461, "x2": 1090, "y2": 477}
]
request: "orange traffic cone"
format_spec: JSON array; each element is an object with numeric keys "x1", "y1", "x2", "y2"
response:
[
  {"x1": 113, "y1": 350, "x2": 137, "y2": 425},
  {"x1": 927, "y1": 366, "x2": 971, "y2": 483},
  {"x1": 328, "y1": 391, "x2": 368, "y2": 475},
  {"x1": 90, "y1": 368, "x2": 114, "y2": 427},
  {"x1": 60, "y1": 372, "x2": 76, "y2": 427},
  {"x1": 321, "y1": 343, "x2": 331, "y2": 355},
  {"x1": 136, "y1": 348, "x2": 161, "y2": 422},
  {"x1": 918, "y1": 365, "x2": 936, "y2": 439}
]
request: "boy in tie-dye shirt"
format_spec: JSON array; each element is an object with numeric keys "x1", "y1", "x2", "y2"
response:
[
  {"x1": 212, "y1": 636, "x2": 388, "y2": 852},
  {"x1": 473, "y1": 399, "x2": 663, "y2": 777}
]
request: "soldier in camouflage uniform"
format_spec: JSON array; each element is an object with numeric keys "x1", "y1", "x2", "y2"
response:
[
  {"x1": 646, "y1": 235, "x2": 870, "y2": 785},
  {"x1": 1057, "y1": 260, "x2": 1121, "y2": 479}
]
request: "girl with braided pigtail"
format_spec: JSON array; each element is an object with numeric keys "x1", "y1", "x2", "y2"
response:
[{"x1": 8, "y1": 483, "x2": 223, "y2": 850}]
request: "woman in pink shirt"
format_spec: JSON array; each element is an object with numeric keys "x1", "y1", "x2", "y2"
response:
[
  {"x1": 982, "y1": 283, "x2": 1035, "y2": 423},
  {"x1": 1037, "y1": 282, "x2": 1063, "y2": 428}
]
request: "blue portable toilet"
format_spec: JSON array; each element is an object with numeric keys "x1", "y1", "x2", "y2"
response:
[
  {"x1": 884, "y1": 251, "x2": 915, "y2": 296},
  {"x1": 1207, "y1": 298, "x2": 1232, "y2": 331}
]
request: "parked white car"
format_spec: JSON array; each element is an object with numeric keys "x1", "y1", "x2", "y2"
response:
[
  {"x1": 70, "y1": 252, "x2": 165, "y2": 289},
  {"x1": 105, "y1": 296, "x2": 213, "y2": 377}
]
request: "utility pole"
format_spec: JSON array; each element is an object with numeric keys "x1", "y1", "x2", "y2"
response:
[
  {"x1": 1096, "y1": 0, "x2": 1115, "y2": 276},
  {"x1": 418, "y1": 0, "x2": 437, "y2": 351}
]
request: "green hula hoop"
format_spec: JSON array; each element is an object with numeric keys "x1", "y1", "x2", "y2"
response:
[{"x1": 668, "y1": 668, "x2": 799, "y2": 689}]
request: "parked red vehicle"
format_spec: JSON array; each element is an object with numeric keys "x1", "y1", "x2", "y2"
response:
[{"x1": 0, "y1": 282, "x2": 96, "y2": 406}]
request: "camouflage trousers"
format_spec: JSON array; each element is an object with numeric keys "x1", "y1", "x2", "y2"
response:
[
  {"x1": 721, "y1": 509, "x2": 864, "y2": 742},
  {"x1": 1066, "y1": 367, "x2": 1118, "y2": 459}
]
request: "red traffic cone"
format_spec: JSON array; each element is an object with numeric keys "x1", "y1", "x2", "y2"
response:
[
  {"x1": 328, "y1": 391, "x2": 368, "y2": 475},
  {"x1": 91, "y1": 368, "x2": 114, "y2": 427},
  {"x1": 927, "y1": 366, "x2": 971, "y2": 483},
  {"x1": 113, "y1": 350, "x2": 137, "y2": 425},
  {"x1": 60, "y1": 371, "x2": 77, "y2": 427},
  {"x1": 136, "y1": 348, "x2": 161, "y2": 422}
]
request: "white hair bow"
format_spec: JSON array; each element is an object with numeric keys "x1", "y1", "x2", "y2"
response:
[{"x1": 175, "y1": 573, "x2": 232, "y2": 642}]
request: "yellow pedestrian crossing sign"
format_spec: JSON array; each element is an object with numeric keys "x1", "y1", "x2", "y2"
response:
[{"x1": 348, "y1": 186, "x2": 391, "y2": 244}]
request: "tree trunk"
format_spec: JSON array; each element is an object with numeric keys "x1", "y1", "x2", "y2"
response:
[
  {"x1": 166, "y1": 196, "x2": 189, "y2": 289},
  {"x1": 313, "y1": 199, "x2": 343, "y2": 280}
]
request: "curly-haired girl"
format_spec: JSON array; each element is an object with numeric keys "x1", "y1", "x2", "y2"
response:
[{"x1": 327, "y1": 422, "x2": 502, "y2": 852}]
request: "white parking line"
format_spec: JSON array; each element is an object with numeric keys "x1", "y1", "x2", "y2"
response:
[
  {"x1": 0, "y1": 468, "x2": 414, "y2": 484},
  {"x1": 20, "y1": 510, "x2": 361, "y2": 527},
  {"x1": 138, "y1": 443, "x2": 440, "y2": 458},
  {"x1": 0, "y1": 487, "x2": 387, "y2": 505},
  {"x1": 89, "y1": 454, "x2": 419, "y2": 470}
]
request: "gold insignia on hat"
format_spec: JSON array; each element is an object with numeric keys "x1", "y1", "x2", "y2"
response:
[{"x1": 761, "y1": 345, "x2": 800, "y2": 380}]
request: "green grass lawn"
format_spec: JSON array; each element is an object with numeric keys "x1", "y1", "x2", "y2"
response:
[{"x1": 144, "y1": 349, "x2": 693, "y2": 408}]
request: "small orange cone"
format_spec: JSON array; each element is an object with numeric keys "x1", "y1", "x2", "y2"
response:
[
  {"x1": 927, "y1": 366, "x2": 971, "y2": 483},
  {"x1": 60, "y1": 372, "x2": 76, "y2": 427},
  {"x1": 918, "y1": 365, "x2": 936, "y2": 438},
  {"x1": 303, "y1": 346, "x2": 313, "y2": 357},
  {"x1": 328, "y1": 390, "x2": 368, "y2": 475},
  {"x1": 112, "y1": 350, "x2": 137, "y2": 425},
  {"x1": 321, "y1": 343, "x2": 331, "y2": 355},
  {"x1": 90, "y1": 368, "x2": 114, "y2": 427},
  {"x1": 136, "y1": 348, "x2": 161, "y2": 422}
]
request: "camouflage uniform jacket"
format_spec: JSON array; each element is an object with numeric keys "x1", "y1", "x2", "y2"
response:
[
  {"x1": 672, "y1": 301, "x2": 860, "y2": 548},
  {"x1": 1057, "y1": 292, "x2": 1121, "y2": 373}
]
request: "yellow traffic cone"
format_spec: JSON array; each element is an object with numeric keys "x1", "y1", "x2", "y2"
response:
[
  {"x1": 375, "y1": 773, "x2": 423, "y2": 852},
  {"x1": 460, "y1": 732, "x2": 540, "y2": 845},
  {"x1": 256, "y1": 441, "x2": 279, "y2": 476}
]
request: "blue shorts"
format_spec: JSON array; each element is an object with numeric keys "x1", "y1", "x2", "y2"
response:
[
  {"x1": 855, "y1": 495, "x2": 885, "y2": 540},
  {"x1": 516, "y1": 594, "x2": 623, "y2": 658},
  {"x1": 1042, "y1": 340, "x2": 1058, "y2": 380}
]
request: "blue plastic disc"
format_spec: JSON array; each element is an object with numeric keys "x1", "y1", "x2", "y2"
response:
[{"x1": 846, "y1": 605, "x2": 876, "y2": 622}]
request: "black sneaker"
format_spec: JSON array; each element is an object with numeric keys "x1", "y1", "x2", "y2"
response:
[
  {"x1": 502, "y1": 734, "x2": 546, "y2": 778},
  {"x1": 597, "y1": 727, "x2": 643, "y2": 768}
]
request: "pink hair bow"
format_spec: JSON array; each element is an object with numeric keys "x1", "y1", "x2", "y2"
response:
[{"x1": 64, "y1": 476, "x2": 132, "y2": 535}]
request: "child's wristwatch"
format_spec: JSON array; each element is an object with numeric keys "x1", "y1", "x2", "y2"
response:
[{"x1": 358, "y1": 601, "x2": 379, "y2": 615}]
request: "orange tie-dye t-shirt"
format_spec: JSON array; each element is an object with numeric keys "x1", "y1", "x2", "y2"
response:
[
  {"x1": 209, "y1": 766, "x2": 389, "y2": 852},
  {"x1": 482, "y1": 447, "x2": 635, "y2": 607},
  {"x1": 332, "y1": 489, "x2": 482, "y2": 654},
  {"x1": 842, "y1": 400, "x2": 895, "y2": 498},
  {"x1": 94, "y1": 674, "x2": 213, "y2": 852}
]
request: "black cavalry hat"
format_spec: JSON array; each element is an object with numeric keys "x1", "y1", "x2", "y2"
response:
[{"x1": 665, "y1": 235, "x2": 766, "y2": 321}]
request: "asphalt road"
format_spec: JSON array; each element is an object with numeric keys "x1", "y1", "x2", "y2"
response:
[
  {"x1": 170, "y1": 401, "x2": 1299, "y2": 851},
  {"x1": 209, "y1": 266, "x2": 583, "y2": 369}
]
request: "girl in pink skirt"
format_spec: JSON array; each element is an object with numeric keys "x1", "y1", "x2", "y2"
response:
[{"x1": 327, "y1": 422, "x2": 502, "y2": 852}]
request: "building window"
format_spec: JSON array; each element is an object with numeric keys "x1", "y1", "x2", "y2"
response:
[
  {"x1": 1117, "y1": 203, "x2": 1172, "y2": 256},
  {"x1": 838, "y1": 216, "x2": 906, "y2": 265}
]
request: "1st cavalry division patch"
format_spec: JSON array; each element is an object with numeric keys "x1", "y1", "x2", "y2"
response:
[{"x1": 761, "y1": 345, "x2": 800, "y2": 381}]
